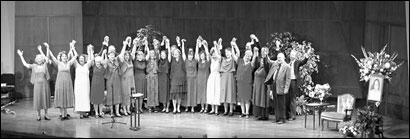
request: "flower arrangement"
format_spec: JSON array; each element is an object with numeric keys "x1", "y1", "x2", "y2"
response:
[
  {"x1": 339, "y1": 121, "x2": 360, "y2": 138},
  {"x1": 135, "y1": 25, "x2": 163, "y2": 49},
  {"x1": 266, "y1": 32, "x2": 320, "y2": 95},
  {"x1": 351, "y1": 44, "x2": 404, "y2": 82},
  {"x1": 307, "y1": 83, "x2": 332, "y2": 103}
]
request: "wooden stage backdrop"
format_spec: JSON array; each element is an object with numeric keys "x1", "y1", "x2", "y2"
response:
[{"x1": 13, "y1": 1, "x2": 408, "y2": 121}]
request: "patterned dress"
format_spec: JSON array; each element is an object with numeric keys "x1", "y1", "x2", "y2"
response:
[
  {"x1": 169, "y1": 56, "x2": 186, "y2": 100},
  {"x1": 220, "y1": 57, "x2": 236, "y2": 104},
  {"x1": 120, "y1": 61, "x2": 135, "y2": 105},
  {"x1": 158, "y1": 59, "x2": 170, "y2": 104},
  {"x1": 31, "y1": 64, "x2": 51, "y2": 109},
  {"x1": 196, "y1": 60, "x2": 210, "y2": 104},
  {"x1": 54, "y1": 61, "x2": 75, "y2": 108},
  {"x1": 236, "y1": 58, "x2": 255, "y2": 102},
  {"x1": 146, "y1": 58, "x2": 159, "y2": 107}
]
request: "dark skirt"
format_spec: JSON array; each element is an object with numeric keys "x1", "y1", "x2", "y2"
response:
[
  {"x1": 220, "y1": 72, "x2": 236, "y2": 103},
  {"x1": 134, "y1": 72, "x2": 147, "y2": 98},
  {"x1": 33, "y1": 72, "x2": 51, "y2": 109},
  {"x1": 54, "y1": 71, "x2": 74, "y2": 108},
  {"x1": 106, "y1": 72, "x2": 122, "y2": 105},
  {"x1": 237, "y1": 80, "x2": 252, "y2": 102},
  {"x1": 146, "y1": 74, "x2": 159, "y2": 107},
  {"x1": 183, "y1": 77, "x2": 197, "y2": 107},
  {"x1": 90, "y1": 70, "x2": 105, "y2": 105},
  {"x1": 158, "y1": 73, "x2": 170, "y2": 103}
]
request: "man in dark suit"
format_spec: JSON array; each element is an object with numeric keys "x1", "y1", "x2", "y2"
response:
[
  {"x1": 264, "y1": 53, "x2": 291, "y2": 124},
  {"x1": 286, "y1": 50, "x2": 308, "y2": 121}
]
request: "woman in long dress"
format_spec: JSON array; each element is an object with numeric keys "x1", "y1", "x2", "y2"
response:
[
  {"x1": 145, "y1": 42, "x2": 159, "y2": 112},
  {"x1": 105, "y1": 45, "x2": 122, "y2": 117},
  {"x1": 133, "y1": 40, "x2": 147, "y2": 113},
  {"x1": 206, "y1": 41, "x2": 222, "y2": 115},
  {"x1": 90, "y1": 49, "x2": 107, "y2": 119},
  {"x1": 253, "y1": 46, "x2": 270, "y2": 120},
  {"x1": 196, "y1": 38, "x2": 211, "y2": 113},
  {"x1": 236, "y1": 47, "x2": 257, "y2": 118},
  {"x1": 119, "y1": 37, "x2": 135, "y2": 116},
  {"x1": 158, "y1": 42, "x2": 170, "y2": 113},
  {"x1": 184, "y1": 43, "x2": 198, "y2": 113},
  {"x1": 49, "y1": 41, "x2": 78, "y2": 121},
  {"x1": 220, "y1": 38, "x2": 240, "y2": 116},
  {"x1": 73, "y1": 45, "x2": 93, "y2": 119},
  {"x1": 16, "y1": 44, "x2": 52, "y2": 121},
  {"x1": 168, "y1": 36, "x2": 187, "y2": 114}
]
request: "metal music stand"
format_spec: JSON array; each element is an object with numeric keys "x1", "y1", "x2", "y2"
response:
[
  {"x1": 130, "y1": 87, "x2": 143, "y2": 131},
  {"x1": 102, "y1": 84, "x2": 126, "y2": 128}
]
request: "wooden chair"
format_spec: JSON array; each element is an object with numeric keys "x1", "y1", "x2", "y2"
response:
[{"x1": 321, "y1": 94, "x2": 355, "y2": 131}]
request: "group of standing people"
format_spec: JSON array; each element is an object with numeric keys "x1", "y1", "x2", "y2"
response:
[{"x1": 18, "y1": 33, "x2": 308, "y2": 124}]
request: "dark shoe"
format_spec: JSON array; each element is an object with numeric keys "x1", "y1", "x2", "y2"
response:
[
  {"x1": 83, "y1": 115, "x2": 89, "y2": 118},
  {"x1": 115, "y1": 113, "x2": 122, "y2": 117},
  {"x1": 223, "y1": 112, "x2": 228, "y2": 116},
  {"x1": 215, "y1": 112, "x2": 219, "y2": 116},
  {"x1": 239, "y1": 114, "x2": 245, "y2": 118},
  {"x1": 228, "y1": 112, "x2": 234, "y2": 116},
  {"x1": 44, "y1": 116, "x2": 51, "y2": 120},
  {"x1": 257, "y1": 117, "x2": 269, "y2": 120},
  {"x1": 208, "y1": 111, "x2": 215, "y2": 114},
  {"x1": 98, "y1": 115, "x2": 104, "y2": 118},
  {"x1": 67, "y1": 114, "x2": 71, "y2": 117},
  {"x1": 95, "y1": 115, "x2": 99, "y2": 119},
  {"x1": 245, "y1": 114, "x2": 250, "y2": 119},
  {"x1": 37, "y1": 117, "x2": 41, "y2": 121}
]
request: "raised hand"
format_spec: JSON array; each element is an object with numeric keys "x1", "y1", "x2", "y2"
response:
[
  {"x1": 176, "y1": 36, "x2": 181, "y2": 46},
  {"x1": 213, "y1": 41, "x2": 218, "y2": 47},
  {"x1": 126, "y1": 36, "x2": 132, "y2": 46},
  {"x1": 37, "y1": 45, "x2": 42, "y2": 51},
  {"x1": 253, "y1": 47, "x2": 259, "y2": 56},
  {"x1": 133, "y1": 37, "x2": 139, "y2": 46},
  {"x1": 123, "y1": 40, "x2": 128, "y2": 46},
  {"x1": 230, "y1": 37, "x2": 237, "y2": 46},
  {"x1": 218, "y1": 38, "x2": 222, "y2": 44},
  {"x1": 181, "y1": 39, "x2": 186, "y2": 44},
  {"x1": 202, "y1": 40, "x2": 208, "y2": 47},
  {"x1": 102, "y1": 49, "x2": 107, "y2": 55},
  {"x1": 17, "y1": 49, "x2": 23, "y2": 56},
  {"x1": 43, "y1": 42, "x2": 49, "y2": 49}
]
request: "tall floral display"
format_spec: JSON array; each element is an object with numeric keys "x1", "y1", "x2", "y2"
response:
[
  {"x1": 351, "y1": 44, "x2": 404, "y2": 82},
  {"x1": 266, "y1": 32, "x2": 322, "y2": 100},
  {"x1": 134, "y1": 25, "x2": 164, "y2": 49}
]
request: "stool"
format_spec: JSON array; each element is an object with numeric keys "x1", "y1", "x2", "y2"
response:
[{"x1": 130, "y1": 93, "x2": 144, "y2": 131}]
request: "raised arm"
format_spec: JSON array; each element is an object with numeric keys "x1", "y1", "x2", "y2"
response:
[
  {"x1": 164, "y1": 37, "x2": 172, "y2": 63},
  {"x1": 119, "y1": 39, "x2": 128, "y2": 63},
  {"x1": 17, "y1": 50, "x2": 32, "y2": 69},
  {"x1": 131, "y1": 37, "x2": 138, "y2": 60},
  {"x1": 39, "y1": 43, "x2": 50, "y2": 64},
  {"x1": 181, "y1": 38, "x2": 186, "y2": 61},
  {"x1": 101, "y1": 49, "x2": 108, "y2": 68},
  {"x1": 144, "y1": 38, "x2": 150, "y2": 61},
  {"x1": 231, "y1": 37, "x2": 239, "y2": 62},
  {"x1": 47, "y1": 43, "x2": 59, "y2": 65},
  {"x1": 203, "y1": 40, "x2": 210, "y2": 61},
  {"x1": 68, "y1": 41, "x2": 78, "y2": 65},
  {"x1": 195, "y1": 37, "x2": 200, "y2": 61},
  {"x1": 87, "y1": 45, "x2": 94, "y2": 68},
  {"x1": 251, "y1": 47, "x2": 258, "y2": 67}
]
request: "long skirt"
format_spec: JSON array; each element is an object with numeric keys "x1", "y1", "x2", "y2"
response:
[
  {"x1": 158, "y1": 73, "x2": 170, "y2": 104},
  {"x1": 146, "y1": 74, "x2": 159, "y2": 107},
  {"x1": 220, "y1": 72, "x2": 236, "y2": 104},
  {"x1": 134, "y1": 71, "x2": 147, "y2": 98},
  {"x1": 54, "y1": 71, "x2": 74, "y2": 108},
  {"x1": 90, "y1": 72, "x2": 105, "y2": 105},
  {"x1": 33, "y1": 72, "x2": 51, "y2": 109},
  {"x1": 74, "y1": 72, "x2": 90, "y2": 112},
  {"x1": 121, "y1": 70, "x2": 135, "y2": 105},
  {"x1": 183, "y1": 77, "x2": 197, "y2": 107},
  {"x1": 206, "y1": 72, "x2": 221, "y2": 105},
  {"x1": 196, "y1": 75, "x2": 208, "y2": 104},
  {"x1": 170, "y1": 85, "x2": 186, "y2": 100}
]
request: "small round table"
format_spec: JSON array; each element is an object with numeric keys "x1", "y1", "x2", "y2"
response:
[
  {"x1": 130, "y1": 93, "x2": 144, "y2": 131},
  {"x1": 304, "y1": 102, "x2": 330, "y2": 130}
]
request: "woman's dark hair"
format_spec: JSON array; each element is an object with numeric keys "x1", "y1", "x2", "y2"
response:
[{"x1": 371, "y1": 79, "x2": 380, "y2": 90}]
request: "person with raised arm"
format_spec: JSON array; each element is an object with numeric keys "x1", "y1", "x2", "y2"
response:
[
  {"x1": 145, "y1": 37, "x2": 160, "y2": 113},
  {"x1": 133, "y1": 37, "x2": 148, "y2": 113},
  {"x1": 17, "y1": 43, "x2": 52, "y2": 121},
  {"x1": 48, "y1": 41, "x2": 78, "y2": 121},
  {"x1": 183, "y1": 37, "x2": 198, "y2": 113},
  {"x1": 169, "y1": 36, "x2": 187, "y2": 114},
  {"x1": 220, "y1": 37, "x2": 239, "y2": 116},
  {"x1": 105, "y1": 45, "x2": 123, "y2": 117},
  {"x1": 90, "y1": 47, "x2": 107, "y2": 119},
  {"x1": 119, "y1": 36, "x2": 135, "y2": 116},
  {"x1": 196, "y1": 36, "x2": 211, "y2": 113},
  {"x1": 73, "y1": 44, "x2": 94, "y2": 119},
  {"x1": 206, "y1": 40, "x2": 222, "y2": 115},
  {"x1": 158, "y1": 36, "x2": 171, "y2": 113}
]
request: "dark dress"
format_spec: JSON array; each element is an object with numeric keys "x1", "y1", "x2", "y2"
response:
[
  {"x1": 31, "y1": 64, "x2": 51, "y2": 109},
  {"x1": 169, "y1": 56, "x2": 186, "y2": 99},
  {"x1": 133, "y1": 60, "x2": 147, "y2": 98},
  {"x1": 220, "y1": 57, "x2": 236, "y2": 104},
  {"x1": 120, "y1": 61, "x2": 135, "y2": 105},
  {"x1": 184, "y1": 59, "x2": 197, "y2": 107},
  {"x1": 196, "y1": 60, "x2": 210, "y2": 104},
  {"x1": 236, "y1": 58, "x2": 255, "y2": 102},
  {"x1": 105, "y1": 59, "x2": 122, "y2": 105},
  {"x1": 158, "y1": 59, "x2": 170, "y2": 104},
  {"x1": 252, "y1": 59, "x2": 270, "y2": 117},
  {"x1": 90, "y1": 64, "x2": 106, "y2": 105}
]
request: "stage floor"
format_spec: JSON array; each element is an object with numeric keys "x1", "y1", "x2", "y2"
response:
[{"x1": 1, "y1": 98, "x2": 409, "y2": 138}]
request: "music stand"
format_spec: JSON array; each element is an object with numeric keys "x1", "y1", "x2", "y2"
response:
[{"x1": 102, "y1": 84, "x2": 126, "y2": 128}]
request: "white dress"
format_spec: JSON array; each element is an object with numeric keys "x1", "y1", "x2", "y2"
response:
[
  {"x1": 206, "y1": 57, "x2": 221, "y2": 105},
  {"x1": 74, "y1": 63, "x2": 91, "y2": 112}
]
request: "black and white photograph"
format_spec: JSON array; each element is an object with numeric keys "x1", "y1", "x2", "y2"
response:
[{"x1": 1, "y1": 1, "x2": 409, "y2": 138}]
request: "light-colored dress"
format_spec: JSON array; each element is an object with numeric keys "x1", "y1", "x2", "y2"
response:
[
  {"x1": 54, "y1": 61, "x2": 75, "y2": 108},
  {"x1": 207, "y1": 57, "x2": 221, "y2": 105},
  {"x1": 31, "y1": 64, "x2": 51, "y2": 109},
  {"x1": 74, "y1": 63, "x2": 91, "y2": 112},
  {"x1": 146, "y1": 58, "x2": 159, "y2": 107}
]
